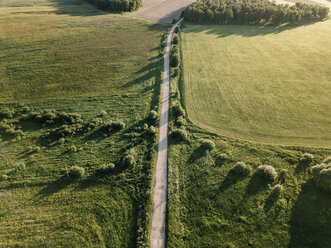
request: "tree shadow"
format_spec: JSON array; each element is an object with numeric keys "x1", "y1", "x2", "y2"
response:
[
  {"x1": 74, "y1": 169, "x2": 122, "y2": 191},
  {"x1": 37, "y1": 176, "x2": 74, "y2": 198},
  {"x1": 219, "y1": 170, "x2": 249, "y2": 193},
  {"x1": 183, "y1": 20, "x2": 323, "y2": 38},
  {"x1": 187, "y1": 146, "x2": 205, "y2": 164},
  {"x1": 11, "y1": 0, "x2": 110, "y2": 17},
  {"x1": 245, "y1": 173, "x2": 270, "y2": 196},
  {"x1": 294, "y1": 161, "x2": 310, "y2": 175},
  {"x1": 264, "y1": 188, "x2": 280, "y2": 213},
  {"x1": 288, "y1": 180, "x2": 331, "y2": 248}
]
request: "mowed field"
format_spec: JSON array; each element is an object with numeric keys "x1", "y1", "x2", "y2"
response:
[
  {"x1": 182, "y1": 21, "x2": 331, "y2": 147},
  {"x1": 0, "y1": 0, "x2": 165, "y2": 247}
]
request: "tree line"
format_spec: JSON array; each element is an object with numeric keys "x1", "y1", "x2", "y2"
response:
[
  {"x1": 85, "y1": 0, "x2": 142, "y2": 12},
  {"x1": 182, "y1": 0, "x2": 330, "y2": 25}
]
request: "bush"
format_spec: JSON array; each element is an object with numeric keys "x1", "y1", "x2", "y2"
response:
[
  {"x1": 147, "y1": 125, "x2": 156, "y2": 136},
  {"x1": 273, "y1": 184, "x2": 283, "y2": 195},
  {"x1": 99, "y1": 110, "x2": 107, "y2": 117},
  {"x1": 175, "y1": 26, "x2": 180, "y2": 33},
  {"x1": 69, "y1": 166, "x2": 85, "y2": 178},
  {"x1": 0, "y1": 120, "x2": 24, "y2": 137},
  {"x1": 102, "y1": 120, "x2": 125, "y2": 132},
  {"x1": 69, "y1": 145, "x2": 78, "y2": 152},
  {"x1": 312, "y1": 160, "x2": 331, "y2": 193},
  {"x1": 201, "y1": 140, "x2": 215, "y2": 151},
  {"x1": 171, "y1": 128, "x2": 187, "y2": 140},
  {"x1": 256, "y1": 165, "x2": 278, "y2": 181},
  {"x1": 172, "y1": 35, "x2": 179, "y2": 45},
  {"x1": 0, "y1": 174, "x2": 8, "y2": 181},
  {"x1": 300, "y1": 153, "x2": 314, "y2": 163},
  {"x1": 172, "y1": 105, "x2": 185, "y2": 118},
  {"x1": 170, "y1": 54, "x2": 180, "y2": 68},
  {"x1": 230, "y1": 162, "x2": 251, "y2": 176},
  {"x1": 171, "y1": 45, "x2": 179, "y2": 56},
  {"x1": 122, "y1": 154, "x2": 136, "y2": 166},
  {"x1": 110, "y1": 121, "x2": 125, "y2": 130},
  {"x1": 322, "y1": 156, "x2": 331, "y2": 164},
  {"x1": 314, "y1": 167, "x2": 331, "y2": 193},
  {"x1": 279, "y1": 169, "x2": 288, "y2": 178},
  {"x1": 148, "y1": 110, "x2": 158, "y2": 124},
  {"x1": 0, "y1": 108, "x2": 15, "y2": 118},
  {"x1": 98, "y1": 163, "x2": 115, "y2": 173},
  {"x1": 312, "y1": 163, "x2": 329, "y2": 177},
  {"x1": 14, "y1": 161, "x2": 26, "y2": 172},
  {"x1": 175, "y1": 116, "x2": 185, "y2": 127},
  {"x1": 58, "y1": 137, "x2": 65, "y2": 144}
]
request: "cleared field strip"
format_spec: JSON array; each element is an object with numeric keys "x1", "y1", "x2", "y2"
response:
[
  {"x1": 182, "y1": 22, "x2": 331, "y2": 147},
  {"x1": 132, "y1": 0, "x2": 195, "y2": 23}
]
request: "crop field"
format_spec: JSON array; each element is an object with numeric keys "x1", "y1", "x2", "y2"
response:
[
  {"x1": 181, "y1": 21, "x2": 331, "y2": 147},
  {"x1": 0, "y1": 0, "x2": 165, "y2": 247}
]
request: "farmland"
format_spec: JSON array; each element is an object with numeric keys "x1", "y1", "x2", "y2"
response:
[
  {"x1": 0, "y1": 0, "x2": 165, "y2": 247},
  {"x1": 181, "y1": 21, "x2": 331, "y2": 147},
  {"x1": 166, "y1": 1, "x2": 331, "y2": 247}
]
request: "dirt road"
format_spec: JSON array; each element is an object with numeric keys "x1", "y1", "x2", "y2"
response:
[
  {"x1": 132, "y1": 0, "x2": 194, "y2": 23},
  {"x1": 149, "y1": 19, "x2": 182, "y2": 248}
]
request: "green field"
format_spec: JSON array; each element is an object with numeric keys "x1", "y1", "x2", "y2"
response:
[
  {"x1": 166, "y1": 17, "x2": 331, "y2": 247},
  {"x1": 181, "y1": 21, "x2": 331, "y2": 147},
  {"x1": 167, "y1": 126, "x2": 331, "y2": 248},
  {"x1": 0, "y1": 0, "x2": 165, "y2": 247}
]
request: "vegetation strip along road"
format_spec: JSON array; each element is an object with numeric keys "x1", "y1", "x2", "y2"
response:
[{"x1": 150, "y1": 18, "x2": 183, "y2": 248}]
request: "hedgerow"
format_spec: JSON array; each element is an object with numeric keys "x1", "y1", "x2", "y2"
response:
[
  {"x1": 312, "y1": 158, "x2": 331, "y2": 193},
  {"x1": 183, "y1": 0, "x2": 329, "y2": 25}
]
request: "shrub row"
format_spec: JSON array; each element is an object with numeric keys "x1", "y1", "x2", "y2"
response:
[
  {"x1": 183, "y1": 0, "x2": 330, "y2": 25},
  {"x1": 23, "y1": 109, "x2": 83, "y2": 125},
  {"x1": 312, "y1": 157, "x2": 331, "y2": 193},
  {"x1": 0, "y1": 120, "x2": 24, "y2": 137}
]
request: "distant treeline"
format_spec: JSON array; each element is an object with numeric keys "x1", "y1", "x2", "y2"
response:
[
  {"x1": 86, "y1": 0, "x2": 142, "y2": 12},
  {"x1": 182, "y1": 0, "x2": 330, "y2": 25}
]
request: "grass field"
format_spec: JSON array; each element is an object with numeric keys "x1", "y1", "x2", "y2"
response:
[
  {"x1": 167, "y1": 20, "x2": 331, "y2": 247},
  {"x1": 0, "y1": 0, "x2": 165, "y2": 247},
  {"x1": 167, "y1": 126, "x2": 331, "y2": 248},
  {"x1": 181, "y1": 21, "x2": 331, "y2": 147}
]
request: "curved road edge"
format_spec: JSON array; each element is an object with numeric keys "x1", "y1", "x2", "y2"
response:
[{"x1": 150, "y1": 18, "x2": 183, "y2": 248}]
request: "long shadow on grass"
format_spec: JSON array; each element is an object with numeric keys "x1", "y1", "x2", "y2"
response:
[
  {"x1": 219, "y1": 170, "x2": 248, "y2": 193},
  {"x1": 183, "y1": 21, "x2": 322, "y2": 38},
  {"x1": 37, "y1": 176, "x2": 74, "y2": 198},
  {"x1": 187, "y1": 146, "x2": 205, "y2": 164},
  {"x1": 288, "y1": 180, "x2": 331, "y2": 248},
  {"x1": 10, "y1": 0, "x2": 109, "y2": 16},
  {"x1": 245, "y1": 173, "x2": 270, "y2": 196},
  {"x1": 263, "y1": 189, "x2": 280, "y2": 213}
]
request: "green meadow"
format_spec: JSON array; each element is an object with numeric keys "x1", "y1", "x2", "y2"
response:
[
  {"x1": 181, "y1": 21, "x2": 331, "y2": 147},
  {"x1": 166, "y1": 16, "x2": 331, "y2": 247},
  {"x1": 0, "y1": 0, "x2": 165, "y2": 247}
]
